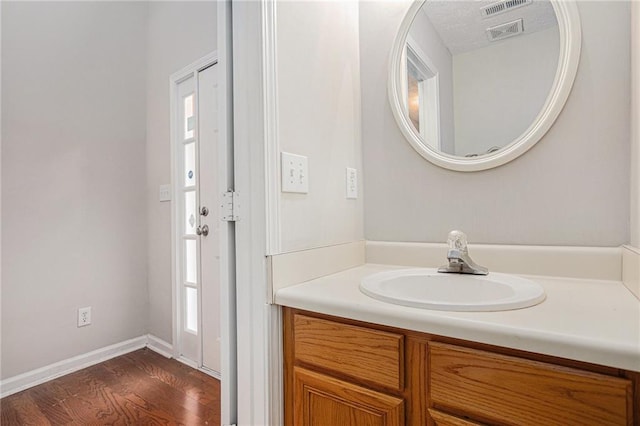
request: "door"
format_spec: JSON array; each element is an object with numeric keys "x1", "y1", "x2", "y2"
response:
[
  {"x1": 173, "y1": 61, "x2": 222, "y2": 374},
  {"x1": 293, "y1": 367, "x2": 404, "y2": 426}
]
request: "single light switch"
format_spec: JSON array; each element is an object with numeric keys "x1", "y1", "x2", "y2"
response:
[
  {"x1": 281, "y1": 152, "x2": 309, "y2": 193},
  {"x1": 159, "y1": 184, "x2": 171, "y2": 202},
  {"x1": 346, "y1": 167, "x2": 358, "y2": 199}
]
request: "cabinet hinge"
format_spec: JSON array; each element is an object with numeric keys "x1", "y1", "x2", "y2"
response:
[{"x1": 221, "y1": 190, "x2": 239, "y2": 222}]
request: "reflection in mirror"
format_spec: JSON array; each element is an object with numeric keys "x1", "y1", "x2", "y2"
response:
[
  {"x1": 405, "y1": 37, "x2": 441, "y2": 150},
  {"x1": 404, "y1": 0, "x2": 559, "y2": 157}
]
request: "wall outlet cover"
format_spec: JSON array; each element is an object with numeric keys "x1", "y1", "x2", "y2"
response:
[
  {"x1": 281, "y1": 152, "x2": 309, "y2": 194},
  {"x1": 78, "y1": 307, "x2": 91, "y2": 327}
]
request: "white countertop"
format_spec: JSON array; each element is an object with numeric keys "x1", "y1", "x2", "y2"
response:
[{"x1": 275, "y1": 264, "x2": 640, "y2": 372}]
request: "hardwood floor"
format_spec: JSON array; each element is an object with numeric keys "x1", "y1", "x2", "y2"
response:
[{"x1": 0, "y1": 348, "x2": 221, "y2": 425}]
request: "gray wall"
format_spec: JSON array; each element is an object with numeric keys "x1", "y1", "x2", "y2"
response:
[
  {"x1": 145, "y1": 1, "x2": 217, "y2": 344},
  {"x1": 1, "y1": 0, "x2": 216, "y2": 379},
  {"x1": 1, "y1": 2, "x2": 149, "y2": 378},
  {"x1": 632, "y1": 1, "x2": 640, "y2": 249},
  {"x1": 360, "y1": 1, "x2": 630, "y2": 246},
  {"x1": 453, "y1": 27, "x2": 560, "y2": 156}
]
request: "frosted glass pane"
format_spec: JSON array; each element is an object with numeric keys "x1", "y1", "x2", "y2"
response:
[
  {"x1": 184, "y1": 94, "x2": 194, "y2": 140},
  {"x1": 185, "y1": 287, "x2": 198, "y2": 333},
  {"x1": 184, "y1": 142, "x2": 196, "y2": 186},
  {"x1": 185, "y1": 239, "x2": 197, "y2": 284},
  {"x1": 185, "y1": 191, "x2": 196, "y2": 235}
]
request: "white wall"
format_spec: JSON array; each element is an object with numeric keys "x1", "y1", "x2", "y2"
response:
[
  {"x1": 275, "y1": 1, "x2": 363, "y2": 253},
  {"x1": 408, "y1": 9, "x2": 454, "y2": 154},
  {"x1": 145, "y1": 2, "x2": 217, "y2": 342},
  {"x1": 453, "y1": 28, "x2": 560, "y2": 157},
  {"x1": 1, "y1": 2, "x2": 149, "y2": 378},
  {"x1": 632, "y1": 1, "x2": 640, "y2": 248},
  {"x1": 360, "y1": 1, "x2": 630, "y2": 246}
]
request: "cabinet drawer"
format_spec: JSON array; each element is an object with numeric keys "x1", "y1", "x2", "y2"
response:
[
  {"x1": 293, "y1": 314, "x2": 404, "y2": 391},
  {"x1": 428, "y1": 409, "x2": 482, "y2": 426},
  {"x1": 428, "y1": 342, "x2": 633, "y2": 425}
]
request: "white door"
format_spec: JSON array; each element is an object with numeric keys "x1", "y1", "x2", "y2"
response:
[{"x1": 173, "y1": 62, "x2": 222, "y2": 375}]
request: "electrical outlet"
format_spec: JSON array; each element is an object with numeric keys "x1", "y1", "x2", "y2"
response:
[
  {"x1": 281, "y1": 152, "x2": 309, "y2": 193},
  {"x1": 346, "y1": 167, "x2": 358, "y2": 199},
  {"x1": 78, "y1": 307, "x2": 91, "y2": 327}
]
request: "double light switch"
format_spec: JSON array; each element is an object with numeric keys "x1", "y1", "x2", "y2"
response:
[{"x1": 281, "y1": 152, "x2": 309, "y2": 193}]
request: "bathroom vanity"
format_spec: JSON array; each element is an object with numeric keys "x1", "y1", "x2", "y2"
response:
[
  {"x1": 283, "y1": 307, "x2": 637, "y2": 425},
  {"x1": 277, "y1": 264, "x2": 640, "y2": 426}
]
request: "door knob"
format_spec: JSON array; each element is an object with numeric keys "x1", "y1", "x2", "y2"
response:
[
  {"x1": 200, "y1": 206, "x2": 209, "y2": 217},
  {"x1": 196, "y1": 224, "x2": 209, "y2": 237}
]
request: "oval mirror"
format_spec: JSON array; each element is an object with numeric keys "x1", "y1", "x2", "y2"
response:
[{"x1": 388, "y1": 0, "x2": 581, "y2": 171}]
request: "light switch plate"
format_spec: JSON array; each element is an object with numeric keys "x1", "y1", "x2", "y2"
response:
[
  {"x1": 346, "y1": 167, "x2": 358, "y2": 199},
  {"x1": 281, "y1": 152, "x2": 309, "y2": 194},
  {"x1": 159, "y1": 184, "x2": 171, "y2": 202}
]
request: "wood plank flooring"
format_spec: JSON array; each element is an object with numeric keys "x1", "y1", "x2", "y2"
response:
[{"x1": 0, "y1": 348, "x2": 220, "y2": 425}]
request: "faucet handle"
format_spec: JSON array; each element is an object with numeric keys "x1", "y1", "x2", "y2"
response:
[{"x1": 447, "y1": 230, "x2": 468, "y2": 252}]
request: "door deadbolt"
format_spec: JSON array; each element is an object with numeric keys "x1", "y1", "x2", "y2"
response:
[
  {"x1": 196, "y1": 224, "x2": 209, "y2": 237},
  {"x1": 200, "y1": 206, "x2": 209, "y2": 217}
]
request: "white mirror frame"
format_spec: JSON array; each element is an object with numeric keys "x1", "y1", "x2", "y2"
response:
[{"x1": 388, "y1": 0, "x2": 582, "y2": 172}]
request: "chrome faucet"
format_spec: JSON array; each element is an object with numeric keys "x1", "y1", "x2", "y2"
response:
[{"x1": 438, "y1": 230, "x2": 488, "y2": 275}]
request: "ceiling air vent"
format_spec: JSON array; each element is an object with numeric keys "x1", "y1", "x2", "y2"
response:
[
  {"x1": 481, "y1": 0, "x2": 532, "y2": 18},
  {"x1": 486, "y1": 19, "x2": 524, "y2": 42}
]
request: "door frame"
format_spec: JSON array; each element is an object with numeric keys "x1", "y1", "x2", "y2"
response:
[
  {"x1": 231, "y1": 1, "x2": 282, "y2": 425},
  {"x1": 404, "y1": 35, "x2": 441, "y2": 151},
  {"x1": 217, "y1": 1, "x2": 238, "y2": 424}
]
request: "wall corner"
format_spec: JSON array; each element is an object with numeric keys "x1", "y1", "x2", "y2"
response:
[{"x1": 622, "y1": 245, "x2": 640, "y2": 301}]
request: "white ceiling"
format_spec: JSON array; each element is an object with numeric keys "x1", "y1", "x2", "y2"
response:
[{"x1": 420, "y1": 0, "x2": 558, "y2": 55}]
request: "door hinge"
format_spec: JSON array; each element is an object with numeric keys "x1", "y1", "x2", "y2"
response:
[{"x1": 221, "y1": 190, "x2": 239, "y2": 222}]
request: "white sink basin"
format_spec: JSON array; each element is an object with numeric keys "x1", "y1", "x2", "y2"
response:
[{"x1": 360, "y1": 268, "x2": 546, "y2": 312}]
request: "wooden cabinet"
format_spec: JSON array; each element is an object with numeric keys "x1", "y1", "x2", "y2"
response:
[
  {"x1": 428, "y1": 409, "x2": 482, "y2": 426},
  {"x1": 293, "y1": 314, "x2": 404, "y2": 391},
  {"x1": 284, "y1": 308, "x2": 639, "y2": 426},
  {"x1": 285, "y1": 311, "x2": 409, "y2": 425},
  {"x1": 428, "y1": 342, "x2": 633, "y2": 425},
  {"x1": 293, "y1": 367, "x2": 404, "y2": 426}
]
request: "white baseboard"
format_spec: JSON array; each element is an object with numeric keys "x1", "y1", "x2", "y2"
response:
[
  {"x1": 0, "y1": 336, "x2": 147, "y2": 399},
  {"x1": 1, "y1": 334, "x2": 176, "y2": 399},
  {"x1": 146, "y1": 334, "x2": 174, "y2": 358},
  {"x1": 176, "y1": 355, "x2": 199, "y2": 369},
  {"x1": 199, "y1": 366, "x2": 222, "y2": 380}
]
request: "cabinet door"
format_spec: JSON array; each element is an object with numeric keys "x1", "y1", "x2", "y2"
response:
[{"x1": 293, "y1": 367, "x2": 404, "y2": 426}]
